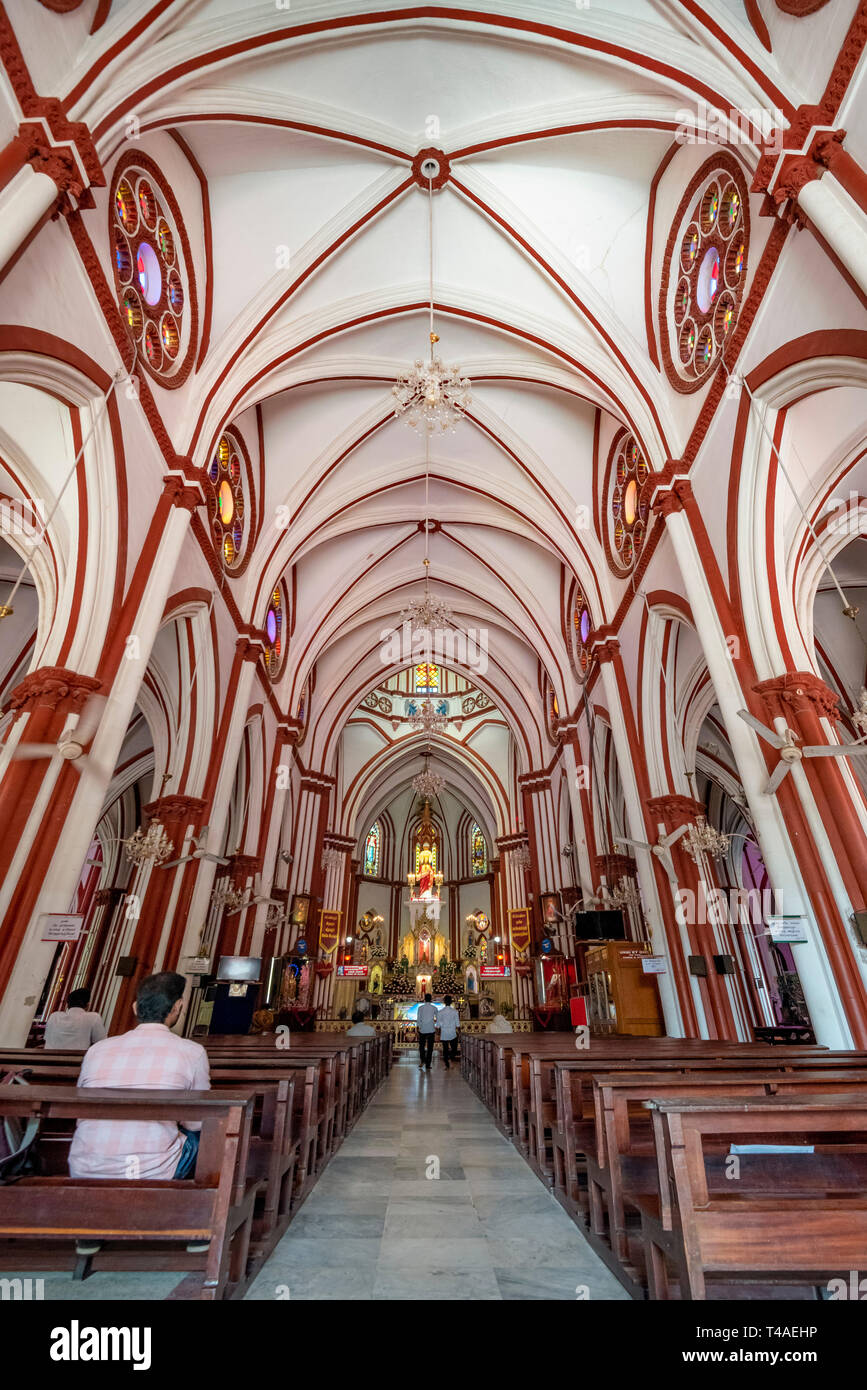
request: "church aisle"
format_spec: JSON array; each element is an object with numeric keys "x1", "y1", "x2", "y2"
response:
[{"x1": 246, "y1": 1051, "x2": 630, "y2": 1301}]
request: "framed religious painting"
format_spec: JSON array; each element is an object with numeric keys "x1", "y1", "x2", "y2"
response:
[
  {"x1": 290, "y1": 894, "x2": 311, "y2": 927},
  {"x1": 539, "y1": 891, "x2": 563, "y2": 930}
]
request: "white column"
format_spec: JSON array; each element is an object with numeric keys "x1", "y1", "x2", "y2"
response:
[
  {"x1": 0, "y1": 486, "x2": 201, "y2": 1044},
  {"x1": 798, "y1": 174, "x2": 867, "y2": 300},
  {"x1": 593, "y1": 656, "x2": 684, "y2": 1036},
  {"x1": 661, "y1": 503, "x2": 851, "y2": 1046},
  {"x1": 0, "y1": 164, "x2": 59, "y2": 275}
]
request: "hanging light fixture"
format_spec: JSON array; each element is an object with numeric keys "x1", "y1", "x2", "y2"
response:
[
  {"x1": 210, "y1": 882, "x2": 246, "y2": 914},
  {"x1": 393, "y1": 160, "x2": 471, "y2": 433},
  {"x1": 682, "y1": 816, "x2": 731, "y2": 862},
  {"x1": 409, "y1": 698, "x2": 449, "y2": 737},
  {"x1": 412, "y1": 745, "x2": 445, "y2": 799},
  {"x1": 124, "y1": 822, "x2": 173, "y2": 867}
]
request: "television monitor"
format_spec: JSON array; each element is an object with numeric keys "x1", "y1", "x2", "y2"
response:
[
  {"x1": 216, "y1": 955, "x2": 262, "y2": 982},
  {"x1": 572, "y1": 909, "x2": 626, "y2": 941}
]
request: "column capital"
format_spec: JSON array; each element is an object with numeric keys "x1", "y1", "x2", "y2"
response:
[
  {"x1": 226, "y1": 853, "x2": 261, "y2": 879},
  {"x1": 517, "y1": 770, "x2": 550, "y2": 794},
  {"x1": 142, "y1": 794, "x2": 208, "y2": 827},
  {"x1": 323, "y1": 833, "x2": 355, "y2": 853},
  {"x1": 588, "y1": 626, "x2": 620, "y2": 664},
  {"x1": 162, "y1": 471, "x2": 206, "y2": 512},
  {"x1": 753, "y1": 671, "x2": 840, "y2": 723},
  {"x1": 752, "y1": 114, "x2": 847, "y2": 227},
  {"x1": 595, "y1": 852, "x2": 637, "y2": 881},
  {"x1": 299, "y1": 772, "x2": 336, "y2": 795},
  {"x1": 646, "y1": 794, "x2": 705, "y2": 828},
  {"x1": 4, "y1": 666, "x2": 101, "y2": 718},
  {"x1": 18, "y1": 109, "x2": 103, "y2": 207},
  {"x1": 236, "y1": 630, "x2": 267, "y2": 663},
  {"x1": 649, "y1": 459, "x2": 694, "y2": 517}
]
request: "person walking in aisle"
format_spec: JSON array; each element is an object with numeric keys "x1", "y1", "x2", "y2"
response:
[
  {"x1": 417, "y1": 993, "x2": 437, "y2": 1071},
  {"x1": 437, "y1": 994, "x2": 460, "y2": 1069}
]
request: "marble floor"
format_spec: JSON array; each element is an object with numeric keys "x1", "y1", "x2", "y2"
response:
[
  {"x1": 6, "y1": 1053, "x2": 630, "y2": 1301},
  {"x1": 246, "y1": 1051, "x2": 630, "y2": 1301}
]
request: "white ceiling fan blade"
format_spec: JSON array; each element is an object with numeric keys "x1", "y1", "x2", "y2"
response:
[
  {"x1": 162, "y1": 854, "x2": 196, "y2": 868},
  {"x1": 70, "y1": 694, "x2": 107, "y2": 747},
  {"x1": 198, "y1": 851, "x2": 230, "y2": 864},
  {"x1": 660, "y1": 824, "x2": 689, "y2": 850},
  {"x1": 657, "y1": 850, "x2": 679, "y2": 886},
  {"x1": 765, "y1": 760, "x2": 793, "y2": 795},
  {"x1": 737, "y1": 709, "x2": 787, "y2": 749},
  {"x1": 9, "y1": 743, "x2": 58, "y2": 761},
  {"x1": 802, "y1": 742, "x2": 867, "y2": 759},
  {"x1": 615, "y1": 836, "x2": 652, "y2": 852}
]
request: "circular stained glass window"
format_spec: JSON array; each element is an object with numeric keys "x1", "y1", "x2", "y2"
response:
[
  {"x1": 571, "y1": 582, "x2": 594, "y2": 679},
  {"x1": 265, "y1": 585, "x2": 287, "y2": 680},
  {"x1": 660, "y1": 156, "x2": 749, "y2": 392},
  {"x1": 206, "y1": 431, "x2": 251, "y2": 573},
  {"x1": 110, "y1": 158, "x2": 195, "y2": 387},
  {"x1": 607, "y1": 432, "x2": 651, "y2": 575}
]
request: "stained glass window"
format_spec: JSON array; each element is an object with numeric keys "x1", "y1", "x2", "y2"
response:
[
  {"x1": 663, "y1": 157, "x2": 748, "y2": 392},
  {"x1": 207, "y1": 432, "x2": 246, "y2": 571},
  {"x1": 111, "y1": 163, "x2": 191, "y2": 384},
  {"x1": 572, "y1": 582, "x2": 593, "y2": 678},
  {"x1": 264, "y1": 583, "x2": 287, "y2": 679},
  {"x1": 415, "y1": 663, "x2": 438, "y2": 692},
  {"x1": 364, "y1": 822, "x2": 381, "y2": 877},
  {"x1": 609, "y1": 434, "x2": 650, "y2": 574},
  {"x1": 471, "y1": 824, "x2": 487, "y2": 876}
]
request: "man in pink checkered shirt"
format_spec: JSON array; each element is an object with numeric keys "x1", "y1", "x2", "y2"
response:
[{"x1": 69, "y1": 971, "x2": 210, "y2": 1181}]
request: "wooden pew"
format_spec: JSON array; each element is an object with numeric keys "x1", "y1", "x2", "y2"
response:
[
  {"x1": 0, "y1": 1087, "x2": 261, "y2": 1300},
  {"x1": 635, "y1": 1093, "x2": 867, "y2": 1299},
  {"x1": 550, "y1": 1049, "x2": 867, "y2": 1220},
  {"x1": 586, "y1": 1065, "x2": 867, "y2": 1293}
]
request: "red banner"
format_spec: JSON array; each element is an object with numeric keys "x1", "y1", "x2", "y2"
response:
[
  {"x1": 509, "y1": 908, "x2": 531, "y2": 956},
  {"x1": 318, "y1": 909, "x2": 342, "y2": 955}
]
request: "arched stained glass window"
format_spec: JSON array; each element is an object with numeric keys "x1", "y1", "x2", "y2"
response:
[
  {"x1": 264, "y1": 581, "x2": 288, "y2": 680},
  {"x1": 572, "y1": 582, "x2": 593, "y2": 679},
  {"x1": 206, "y1": 430, "x2": 249, "y2": 572},
  {"x1": 415, "y1": 663, "x2": 438, "y2": 692},
  {"x1": 471, "y1": 824, "x2": 487, "y2": 876},
  {"x1": 607, "y1": 433, "x2": 650, "y2": 575},
  {"x1": 364, "y1": 822, "x2": 381, "y2": 878}
]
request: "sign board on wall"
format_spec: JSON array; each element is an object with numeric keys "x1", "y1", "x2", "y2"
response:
[
  {"x1": 641, "y1": 957, "x2": 667, "y2": 975},
  {"x1": 767, "y1": 916, "x2": 808, "y2": 944},
  {"x1": 480, "y1": 965, "x2": 511, "y2": 979},
  {"x1": 337, "y1": 965, "x2": 369, "y2": 978},
  {"x1": 39, "y1": 914, "x2": 83, "y2": 943}
]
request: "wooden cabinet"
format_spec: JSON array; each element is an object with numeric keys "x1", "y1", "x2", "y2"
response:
[{"x1": 585, "y1": 941, "x2": 664, "y2": 1037}]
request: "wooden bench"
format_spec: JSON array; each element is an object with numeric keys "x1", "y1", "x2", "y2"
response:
[
  {"x1": 634, "y1": 1092, "x2": 867, "y2": 1299},
  {"x1": 0, "y1": 1087, "x2": 261, "y2": 1300},
  {"x1": 586, "y1": 1066, "x2": 867, "y2": 1294}
]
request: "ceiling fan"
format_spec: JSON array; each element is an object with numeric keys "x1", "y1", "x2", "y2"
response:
[
  {"x1": 163, "y1": 826, "x2": 229, "y2": 869},
  {"x1": 737, "y1": 710, "x2": 867, "y2": 794},
  {"x1": 226, "y1": 874, "x2": 281, "y2": 917},
  {"x1": 7, "y1": 693, "x2": 108, "y2": 776},
  {"x1": 612, "y1": 825, "x2": 690, "y2": 885}
]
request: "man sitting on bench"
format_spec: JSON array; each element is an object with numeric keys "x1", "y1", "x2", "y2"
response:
[{"x1": 69, "y1": 971, "x2": 210, "y2": 1182}]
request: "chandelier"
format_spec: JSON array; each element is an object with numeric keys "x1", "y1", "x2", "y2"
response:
[
  {"x1": 393, "y1": 160, "x2": 471, "y2": 433},
  {"x1": 412, "y1": 747, "x2": 445, "y2": 799},
  {"x1": 266, "y1": 903, "x2": 289, "y2": 929},
  {"x1": 393, "y1": 353, "x2": 472, "y2": 434},
  {"x1": 210, "y1": 883, "x2": 246, "y2": 914},
  {"x1": 854, "y1": 688, "x2": 867, "y2": 736},
  {"x1": 511, "y1": 843, "x2": 531, "y2": 870},
  {"x1": 399, "y1": 584, "x2": 453, "y2": 629},
  {"x1": 410, "y1": 698, "x2": 448, "y2": 736},
  {"x1": 321, "y1": 847, "x2": 344, "y2": 873},
  {"x1": 682, "y1": 817, "x2": 731, "y2": 862},
  {"x1": 605, "y1": 876, "x2": 641, "y2": 911},
  {"x1": 124, "y1": 822, "x2": 173, "y2": 867}
]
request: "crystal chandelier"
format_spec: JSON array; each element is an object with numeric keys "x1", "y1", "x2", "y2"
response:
[
  {"x1": 393, "y1": 161, "x2": 471, "y2": 433},
  {"x1": 321, "y1": 847, "x2": 344, "y2": 873},
  {"x1": 682, "y1": 817, "x2": 731, "y2": 862},
  {"x1": 409, "y1": 699, "x2": 448, "y2": 736},
  {"x1": 399, "y1": 584, "x2": 453, "y2": 629},
  {"x1": 511, "y1": 843, "x2": 531, "y2": 870},
  {"x1": 393, "y1": 353, "x2": 472, "y2": 434},
  {"x1": 124, "y1": 822, "x2": 173, "y2": 867},
  {"x1": 605, "y1": 876, "x2": 641, "y2": 911},
  {"x1": 853, "y1": 688, "x2": 867, "y2": 735},
  {"x1": 412, "y1": 752, "x2": 445, "y2": 800},
  {"x1": 210, "y1": 883, "x2": 246, "y2": 914}
]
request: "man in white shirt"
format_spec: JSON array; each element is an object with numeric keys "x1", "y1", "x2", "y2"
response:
[
  {"x1": 416, "y1": 993, "x2": 438, "y2": 1071},
  {"x1": 346, "y1": 1009, "x2": 376, "y2": 1037},
  {"x1": 437, "y1": 994, "x2": 460, "y2": 1069},
  {"x1": 44, "y1": 988, "x2": 106, "y2": 1050}
]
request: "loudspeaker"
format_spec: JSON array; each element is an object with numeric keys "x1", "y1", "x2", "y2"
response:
[
  {"x1": 115, "y1": 955, "x2": 137, "y2": 977},
  {"x1": 713, "y1": 954, "x2": 736, "y2": 975},
  {"x1": 852, "y1": 910, "x2": 867, "y2": 947},
  {"x1": 688, "y1": 955, "x2": 707, "y2": 977}
]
